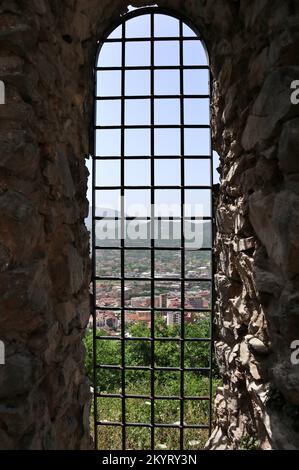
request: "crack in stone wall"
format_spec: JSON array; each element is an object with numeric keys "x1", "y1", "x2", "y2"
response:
[{"x1": 0, "y1": 0, "x2": 298, "y2": 450}]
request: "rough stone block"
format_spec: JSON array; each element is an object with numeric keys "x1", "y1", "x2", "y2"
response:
[
  {"x1": 242, "y1": 67, "x2": 299, "y2": 151},
  {"x1": 278, "y1": 118, "x2": 299, "y2": 174}
]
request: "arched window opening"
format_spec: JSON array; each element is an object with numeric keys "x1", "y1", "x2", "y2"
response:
[{"x1": 91, "y1": 8, "x2": 214, "y2": 451}]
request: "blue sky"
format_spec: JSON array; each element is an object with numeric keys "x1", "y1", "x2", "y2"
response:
[{"x1": 86, "y1": 12, "x2": 220, "y2": 213}]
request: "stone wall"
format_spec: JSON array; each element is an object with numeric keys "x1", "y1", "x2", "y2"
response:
[
  {"x1": 208, "y1": 1, "x2": 299, "y2": 449},
  {"x1": 0, "y1": 0, "x2": 92, "y2": 449},
  {"x1": 0, "y1": 0, "x2": 298, "y2": 449}
]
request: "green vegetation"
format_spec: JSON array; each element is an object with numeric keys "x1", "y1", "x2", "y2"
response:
[
  {"x1": 85, "y1": 316, "x2": 222, "y2": 450},
  {"x1": 239, "y1": 435, "x2": 259, "y2": 450}
]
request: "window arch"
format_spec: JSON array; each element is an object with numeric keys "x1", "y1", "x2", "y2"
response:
[{"x1": 92, "y1": 8, "x2": 213, "y2": 451}]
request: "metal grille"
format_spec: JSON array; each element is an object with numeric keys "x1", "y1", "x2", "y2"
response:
[{"x1": 92, "y1": 8, "x2": 213, "y2": 451}]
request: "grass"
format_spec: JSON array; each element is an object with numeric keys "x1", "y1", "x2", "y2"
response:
[
  {"x1": 85, "y1": 319, "x2": 222, "y2": 450},
  {"x1": 90, "y1": 375, "x2": 221, "y2": 450}
]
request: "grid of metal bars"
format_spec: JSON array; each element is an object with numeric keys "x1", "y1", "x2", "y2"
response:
[{"x1": 92, "y1": 8, "x2": 213, "y2": 451}]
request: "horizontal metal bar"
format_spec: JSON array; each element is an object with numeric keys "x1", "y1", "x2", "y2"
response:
[
  {"x1": 103, "y1": 36, "x2": 202, "y2": 43},
  {"x1": 96, "y1": 94, "x2": 210, "y2": 100},
  {"x1": 96, "y1": 65, "x2": 209, "y2": 71},
  {"x1": 96, "y1": 365, "x2": 211, "y2": 372},
  {"x1": 95, "y1": 124, "x2": 210, "y2": 130},
  {"x1": 94, "y1": 185, "x2": 211, "y2": 190},
  {"x1": 95, "y1": 306, "x2": 211, "y2": 313},
  {"x1": 96, "y1": 392, "x2": 211, "y2": 401},
  {"x1": 95, "y1": 336, "x2": 211, "y2": 343},
  {"x1": 96, "y1": 421, "x2": 209, "y2": 429},
  {"x1": 95, "y1": 276, "x2": 211, "y2": 282},
  {"x1": 94, "y1": 216, "x2": 212, "y2": 220},
  {"x1": 95, "y1": 246, "x2": 212, "y2": 251},
  {"x1": 94, "y1": 155, "x2": 212, "y2": 160},
  {"x1": 95, "y1": 245, "x2": 213, "y2": 253}
]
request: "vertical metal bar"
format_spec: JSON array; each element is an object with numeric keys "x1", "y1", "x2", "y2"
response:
[
  {"x1": 150, "y1": 12, "x2": 155, "y2": 451},
  {"x1": 120, "y1": 20, "x2": 126, "y2": 450},
  {"x1": 179, "y1": 19, "x2": 185, "y2": 450},
  {"x1": 92, "y1": 71, "x2": 98, "y2": 450},
  {"x1": 208, "y1": 66, "x2": 214, "y2": 436}
]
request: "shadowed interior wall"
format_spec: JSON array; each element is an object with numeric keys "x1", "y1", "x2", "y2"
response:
[{"x1": 0, "y1": 0, "x2": 298, "y2": 449}]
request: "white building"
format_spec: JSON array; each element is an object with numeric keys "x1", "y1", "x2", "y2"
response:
[{"x1": 166, "y1": 311, "x2": 181, "y2": 326}]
